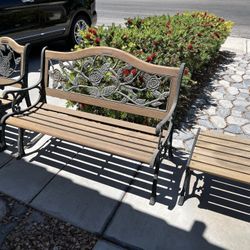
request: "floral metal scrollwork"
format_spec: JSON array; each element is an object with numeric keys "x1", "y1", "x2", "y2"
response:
[
  {"x1": 0, "y1": 44, "x2": 21, "y2": 78},
  {"x1": 49, "y1": 55, "x2": 171, "y2": 109}
]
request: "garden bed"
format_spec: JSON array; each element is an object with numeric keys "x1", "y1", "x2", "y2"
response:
[{"x1": 71, "y1": 12, "x2": 233, "y2": 126}]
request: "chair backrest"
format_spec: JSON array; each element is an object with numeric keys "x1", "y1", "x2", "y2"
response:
[
  {"x1": 42, "y1": 46, "x2": 185, "y2": 120},
  {"x1": 0, "y1": 37, "x2": 29, "y2": 88}
]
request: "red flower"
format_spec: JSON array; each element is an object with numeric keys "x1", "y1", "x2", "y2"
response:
[
  {"x1": 139, "y1": 75, "x2": 144, "y2": 82},
  {"x1": 184, "y1": 68, "x2": 189, "y2": 76},
  {"x1": 95, "y1": 37, "x2": 101, "y2": 44},
  {"x1": 151, "y1": 53, "x2": 156, "y2": 59},
  {"x1": 127, "y1": 18, "x2": 133, "y2": 25},
  {"x1": 88, "y1": 28, "x2": 97, "y2": 36},
  {"x1": 122, "y1": 69, "x2": 130, "y2": 76},
  {"x1": 187, "y1": 44, "x2": 193, "y2": 50},
  {"x1": 131, "y1": 69, "x2": 137, "y2": 76},
  {"x1": 85, "y1": 33, "x2": 92, "y2": 40},
  {"x1": 153, "y1": 41, "x2": 159, "y2": 46},
  {"x1": 146, "y1": 56, "x2": 153, "y2": 62}
]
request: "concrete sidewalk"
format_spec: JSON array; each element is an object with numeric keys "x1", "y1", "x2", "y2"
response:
[
  {"x1": 220, "y1": 36, "x2": 250, "y2": 54},
  {"x1": 0, "y1": 36, "x2": 249, "y2": 250}
]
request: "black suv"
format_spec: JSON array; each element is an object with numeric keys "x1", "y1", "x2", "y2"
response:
[{"x1": 0, "y1": 0, "x2": 97, "y2": 45}]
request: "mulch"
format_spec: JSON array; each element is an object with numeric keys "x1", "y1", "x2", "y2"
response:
[{"x1": 0, "y1": 193, "x2": 98, "y2": 250}]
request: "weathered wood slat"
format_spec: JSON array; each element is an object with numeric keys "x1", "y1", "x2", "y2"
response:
[
  {"x1": 198, "y1": 134, "x2": 250, "y2": 152},
  {"x1": 32, "y1": 108, "x2": 160, "y2": 144},
  {"x1": 40, "y1": 103, "x2": 158, "y2": 135},
  {"x1": 195, "y1": 140, "x2": 250, "y2": 159},
  {"x1": 17, "y1": 115, "x2": 157, "y2": 153},
  {"x1": 193, "y1": 147, "x2": 250, "y2": 166},
  {"x1": 0, "y1": 77, "x2": 19, "y2": 86},
  {"x1": 200, "y1": 131, "x2": 250, "y2": 145},
  {"x1": 191, "y1": 153, "x2": 250, "y2": 175},
  {"x1": 190, "y1": 161, "x2": 250, "y2": 184},
  {"x1": 7, "y1": 116, "x2": 154, "y2": 163},
  {"x1": 46, "y1": 88, "x2": 167, "y2": 120},
  {"x1": 45, "y1": 47, "x2": 180, "y2": 77}
]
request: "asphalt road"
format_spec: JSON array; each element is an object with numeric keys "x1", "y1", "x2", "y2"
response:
[{"x1": 96, "y1": 0, "x2": 250, "y2": 38}]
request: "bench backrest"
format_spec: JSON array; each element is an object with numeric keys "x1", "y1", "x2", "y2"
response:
[
  {"x1": 42, "y1": 47, "x2": 184, "y2": 120},
  {"x1": 0, "y1": 37, "x2": 29, "y2": 87}
]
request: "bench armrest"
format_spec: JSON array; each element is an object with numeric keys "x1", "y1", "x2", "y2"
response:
[
  {"x1": 0, "y1": 82, "x2": 43, "y2": 124},
  {"x1": 0, "y1": 75, "x2": 27, "y2": 89},
  {"x1": 155, "y1": 105, "x2": 175, "y2": 136}
]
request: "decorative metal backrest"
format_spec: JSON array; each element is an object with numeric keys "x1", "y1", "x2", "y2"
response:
[
  {"x1": 0, "y1": 41, "x2": 22, "y2": 78},
  {"x1": 45, "y1": 47, "x2": 181, "y2": 119}
]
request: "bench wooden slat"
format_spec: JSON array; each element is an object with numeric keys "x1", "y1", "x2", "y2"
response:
[
  {"x1": 7, "y1": 116, "x2": 154, "y2": 163},
  {"x1": 45, "y1": 47, "x2": 180, "y2": 77},
  {"x1": 190, "y1": 161, "x2": 250, "y2": 184},
  {"x1": 191, "y1": 153, "x2": 250, "y2": 175},
  {"x1": 198, "y1": 134, "x2": 250, "y2": 152},
  {"x1": 193, "y1": 147, "x2": 250, "y2": 166},
  {"x1": 46, "y1": 88, "x2": 167, "y2": 120},
  {"x1": 17, "y1": 115, "x2": 157, "y2": 154},
  {"x1": 195, "y1": 140, "x2": 250, "y2": 159},
  {"x1": 33, "y1": 107, "x2": 160, "y2": 144},
  {"x1": 0, "y1": 98, "x2": 12, "y2": 104},
  {"x1": 200, "y1": 131, "x2": 250, "y2": 146},
  {"x1": 41, "y1": 103, "x2": 158, "y2": 135}
]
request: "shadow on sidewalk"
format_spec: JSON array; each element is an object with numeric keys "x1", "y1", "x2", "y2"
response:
[
  {"x1": 2, "y1": 124, "x2": 249, "y2": 219},
  {"x1": 183, "y1": 171, "x2": 250, "y2": 222},
  {"x1": 26, "y1": 136, "x2": 187, "y2": 210},
  {"x1": 177, "y1": 50, "x2": 236, "y2": 130},
  {"x1": 0, "y1": 151, "x2": 225, "y2": 250}
]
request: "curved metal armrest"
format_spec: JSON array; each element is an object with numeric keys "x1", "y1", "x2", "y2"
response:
[
  {"x1": 155, "y1": 105, "x2": 176, "y2": 136},
  {"x1": 2, "y1": 81, "x2": 42, "y2": 100},
  {"x1": 1, "y1": 81, "x2": 42, "y2": 124}
]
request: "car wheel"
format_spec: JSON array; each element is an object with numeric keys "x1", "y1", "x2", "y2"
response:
[{"x1": 70, "y1": 15, "x2": 89, "y2": 45}]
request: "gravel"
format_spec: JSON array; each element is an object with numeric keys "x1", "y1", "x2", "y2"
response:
[{"x1": 0, "y1": 193, "x2": 98, "y2": 250}]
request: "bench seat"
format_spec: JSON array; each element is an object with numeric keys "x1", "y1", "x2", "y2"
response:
[
  {"x1": 178, "y1": 130, "x2": 250, "y2": 205},
  {"x1": 190, "y1": 131, "x2": 250, "y2": 184},
  {"x1": 6, "y1": 103, "x2": 165, "y2": 164}
]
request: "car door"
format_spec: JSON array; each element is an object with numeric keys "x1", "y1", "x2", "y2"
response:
[
  {"x1": 0, "y1": 0, "x2": 40, "y2": 43},
  {"x1": 36, "y1": 0, "x2": 70, "y2": 40}
]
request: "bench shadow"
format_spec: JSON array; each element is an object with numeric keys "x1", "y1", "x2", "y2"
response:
[
  {"x1": 177, "y1": 50, "x2": 236, "y2": 130},
  {"x1": 186, "y1": 172, "x2": 250, "y2": 222},
  {"x1": 4, "y1": 125, "x2": 42, "y2": 153},
  {"x1": 25, "y1": 137, "x2": 188, "y2": 210},
  {"x1": 0, "y1": 152, "x2": 225, "y2": 250}
]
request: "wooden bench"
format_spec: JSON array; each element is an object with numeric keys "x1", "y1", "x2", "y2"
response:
[
  {"x1": 178, "y1": 129, "x2": 250, "y2": 205},
  {"x1": 0, "y1": 37, "x2": 31, "y2": 110},
  {"x1": 0, "y1": 46, "x2": 185, "y2": 205}
]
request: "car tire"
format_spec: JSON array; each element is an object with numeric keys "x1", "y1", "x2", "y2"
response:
[{"x1": 70, "y1": 15, "x2": 89, "y2": 46}]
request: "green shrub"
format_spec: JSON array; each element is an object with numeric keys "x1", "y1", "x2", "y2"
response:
[{"x1": 71, "y1": 12, "x2": 233, "y2": 125}]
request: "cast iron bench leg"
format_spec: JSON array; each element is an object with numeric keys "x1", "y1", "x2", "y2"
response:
[
  {"x1": 178, "y1": 167, "x2": 191, "y2": 206},
  {"x1": 16, "y1": 128, "x2": 25, "y2": 159},
  {"x1": 149, "y1": 157, "x2": 161, "y2": 205},
  {"x1": 0, "y1": 124, "x2": 7, "y2": 152}
]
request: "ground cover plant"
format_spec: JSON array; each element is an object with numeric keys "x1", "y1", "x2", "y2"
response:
[{"x1": 69, "y1": 12, "x2": 233, "y2": 126}]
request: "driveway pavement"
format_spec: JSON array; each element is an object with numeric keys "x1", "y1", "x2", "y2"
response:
[{"x1": 0, "y1": 37, "x2": 249, "y2": 250}]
